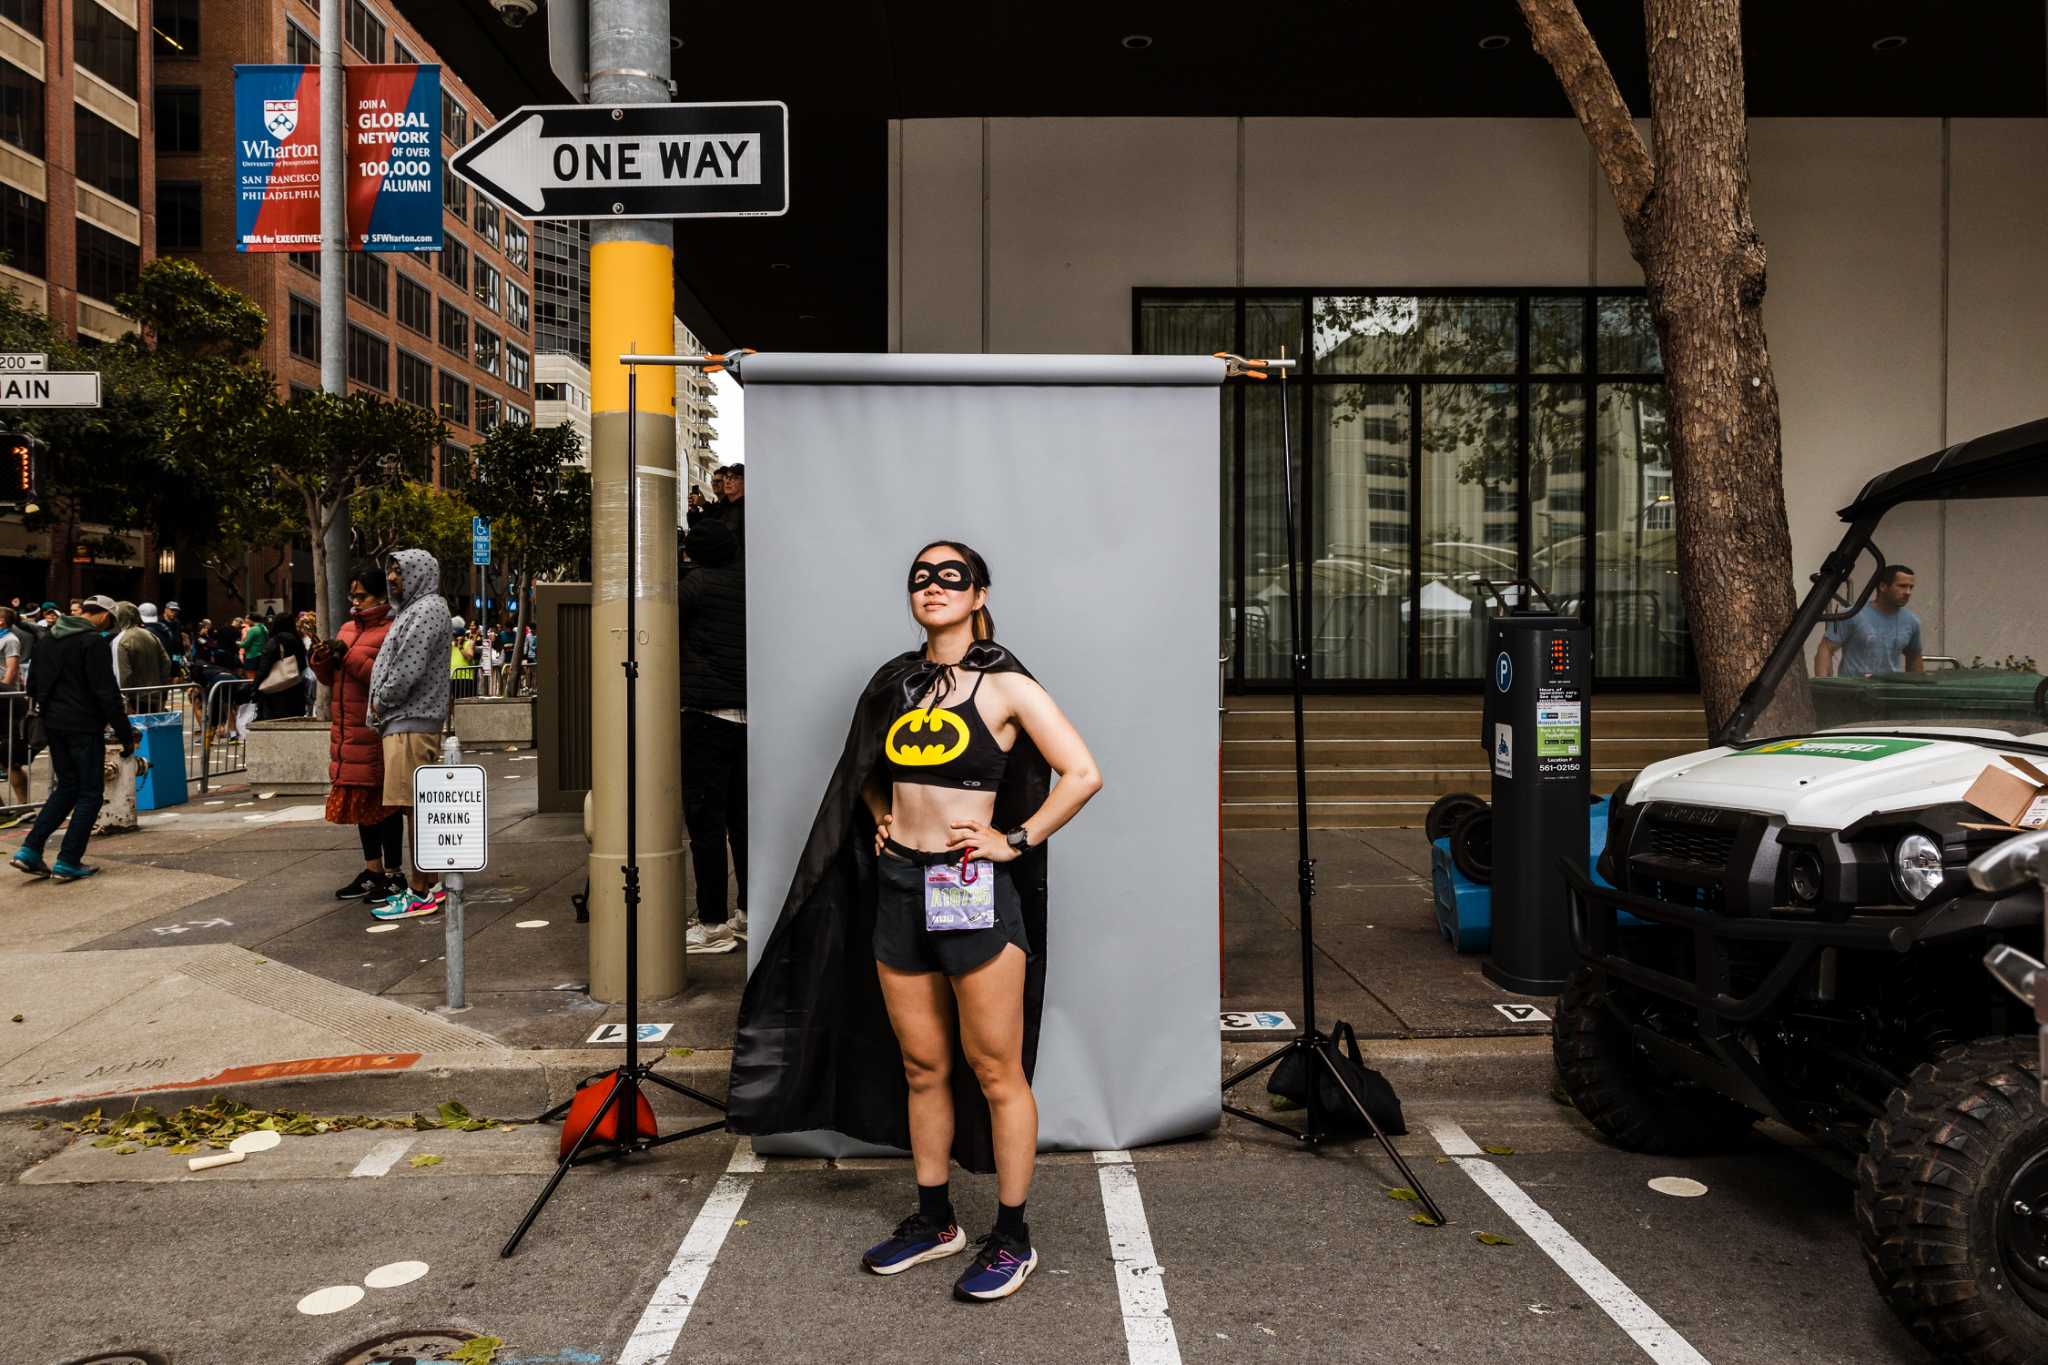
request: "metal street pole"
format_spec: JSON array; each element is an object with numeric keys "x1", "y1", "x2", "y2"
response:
[
  {"x1": 317, "y1": 0, "x2": 350, "y2": 639},
  {"x1": 586, "y1": 0, "x2": 684, "y2": 1001}
]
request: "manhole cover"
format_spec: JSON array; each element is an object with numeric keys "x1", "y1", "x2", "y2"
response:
[{"x1": 332, "y1": 1332, "x2": 474, "y2": 1365}]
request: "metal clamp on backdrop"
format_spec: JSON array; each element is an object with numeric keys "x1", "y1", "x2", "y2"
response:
[
  {"x1": 1213, "y1": 352, "x2": 1297, "y2": 382},
  {"x1": 618, "y1": 347, "x2": 758, "y2": 379}
]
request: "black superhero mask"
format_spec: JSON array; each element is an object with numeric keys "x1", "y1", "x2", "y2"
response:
[{"x1": 907, "y1": 559, "x2": 975, "y2": 594}]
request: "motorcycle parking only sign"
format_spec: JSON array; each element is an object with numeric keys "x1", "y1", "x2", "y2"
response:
[{"x1": 413, "y1": 763, "x2": 488, "y2": 872}]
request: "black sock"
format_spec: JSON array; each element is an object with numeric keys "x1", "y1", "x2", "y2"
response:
[
  {"x1": 994, "y1": 1200, "x2": 1027, "y2": 1242},
  {"x1": 918, "y1": 1181, "x2": 954, "y2": 1229}
]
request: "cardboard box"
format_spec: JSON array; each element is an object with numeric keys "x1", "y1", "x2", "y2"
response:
[{"x1": 1964, "y1": 756, "x2": 2048, "y2": 830}]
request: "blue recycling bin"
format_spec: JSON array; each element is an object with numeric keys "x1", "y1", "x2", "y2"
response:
[{"x1": 132, "y1": 711, "x2": 188, "y2": 810}]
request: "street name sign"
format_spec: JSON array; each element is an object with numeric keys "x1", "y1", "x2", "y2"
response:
[
  {"x1": 413, "y1": 763, "x2": 488, "y2": 872},
  {"x1": 0, "y1": 352, "x2": 47, "y2": 373},
  {"x1": 450, "y1": 100, "x2": 788, "y2": 220},
  {"x1": 0, "y1": 372, "x2": 100, "y2": 408}
]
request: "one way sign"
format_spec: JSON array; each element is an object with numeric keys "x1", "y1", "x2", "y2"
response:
[{"x1": 450, "y1": 100, "x2": 789, "y2": 221}]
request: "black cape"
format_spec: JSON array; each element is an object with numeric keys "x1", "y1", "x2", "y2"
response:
[{"x1": 727, "y1": 641, "x2": 1050, "y2": 1174}]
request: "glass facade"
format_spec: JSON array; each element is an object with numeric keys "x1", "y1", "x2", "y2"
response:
[
  {"x1": 1138, "y1": 288, "x2": 1678, "y2": 687},
  {"x1": 534, "y1": 218, "x2": 588, "y2": 365},
  {"x1": 74, "y1": 0, "x2": 138, "y2": 96},
  {"x1": 0, "y1": 61, "x2": 44, "y2": 157}
]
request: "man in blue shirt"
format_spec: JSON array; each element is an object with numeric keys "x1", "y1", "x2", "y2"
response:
[{"x1": 1816, "y1": 565, "x2": 1923, "y2": 677}]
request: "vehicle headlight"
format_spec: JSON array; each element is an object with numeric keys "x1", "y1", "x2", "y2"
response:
[
  {"x1": 1893, "y1": 833, "x2": 1945, "y2": 903},
  {"x1": 1788, "y1": 852, "x2": 1823, "y2": 905}
]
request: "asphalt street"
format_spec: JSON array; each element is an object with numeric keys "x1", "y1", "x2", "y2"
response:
[{"x1": 2, "y1": 1095, "x2": 1930, "y2": 1365}]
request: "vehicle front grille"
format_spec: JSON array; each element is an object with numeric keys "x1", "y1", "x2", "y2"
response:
[{"x1": 1642, "y1": 819, "x2": 1736, "y2": 869}]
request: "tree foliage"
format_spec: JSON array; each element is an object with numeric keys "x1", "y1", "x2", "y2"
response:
[{"x1": 351, "y1": 478, "x2": 476, "y2": 590}]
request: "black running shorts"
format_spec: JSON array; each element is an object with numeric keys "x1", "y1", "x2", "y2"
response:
[{"x1": 874, "y1": 844, "x2": 1031, "y2": 977}]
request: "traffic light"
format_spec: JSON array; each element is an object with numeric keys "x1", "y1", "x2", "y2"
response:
[{"x1": 2, "y1": 431, "x2": 34, "y2": 514}]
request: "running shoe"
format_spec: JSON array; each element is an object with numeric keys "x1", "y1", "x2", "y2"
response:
[
  {"x1": 334, "y1": 869, "x2": 386, "y2": 900},
  {"x1": 50, "y1": 860, "x2": 99, "y2": 882},
  {"x1": 371, "y1": 890, "x2": 440, "y2": 921},
  {"x1": 10, "y1": 846, "x2": 50, "y2": 879},
  {"x1": 861, "y1": 1213, "x2": 967, "y2": 1276},
  {"x1": 364, "y1": 873, "x2": 410, "y2": 908},
  {"x1": 731, "y1": 909, "x2": 748, "y2": 939},
  {"x1": 952, "y1": 1231, "x2": 1037, "y2": 1302},
  {"x1": 685, "y1": 920, "x2": 738, "y2": 955}
]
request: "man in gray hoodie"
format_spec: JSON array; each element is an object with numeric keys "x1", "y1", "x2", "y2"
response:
[{"x1": 365, "y1": 548, "x2": 452, "y2": 919}]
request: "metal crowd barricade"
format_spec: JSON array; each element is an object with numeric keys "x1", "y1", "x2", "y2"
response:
[{"x1": 0, "y1": 687, "x2": 29, "y2": 818}]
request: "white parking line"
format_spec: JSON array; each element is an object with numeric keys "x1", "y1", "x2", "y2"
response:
[
  {"x1": 1429, "y1": 1120, "x2": 1710, "y2": 1365},
  {"x1": 617, "y1": 1145, "x2": 755, "y2": 1365},
  {"x1": 348, "y1": 1137, "x2": 416, "y2": 1177},
  {"x1": 1094, "y1": 1150, "x2": 1184, "y2": 1365}
]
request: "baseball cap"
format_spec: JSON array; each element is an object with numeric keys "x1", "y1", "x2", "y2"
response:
[
  {"x1": 39, "y1": 601, "x2": 56, "y2": 612},
  {"x1": 81, "y1": 595, "x2": 118, "y2": 614},
  {"x1": 139, "y1": 602, "x2": 159, "y2": 622},
  {"x1": 165, "y1": 600, "x2": 181, "y2": 613}
]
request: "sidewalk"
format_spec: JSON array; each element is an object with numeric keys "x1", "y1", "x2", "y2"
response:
[{"x1": 0, "y1": 751, "x2": 1553, "y2": 1118}]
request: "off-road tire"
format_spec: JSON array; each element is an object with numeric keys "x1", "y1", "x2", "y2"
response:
[
  {"x1": 1553, "y1": 967, "x2": 1759, "y2": 1155},
  {"x1": 1425, "y1": 792, "x2": 1487, "y2": 843},
  {"x1": 1448, "y1": 807, "x2": 1494, "y2": 884},
  {"x1": 1858, "y1": 1037, "x2": 2048, "y2": 1364}
]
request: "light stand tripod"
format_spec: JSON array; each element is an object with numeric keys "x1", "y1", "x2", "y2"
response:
[
  {"x1": 1216, "y1": 352, "x2": 1447, "y2": 1227},
  {"x1": 502, "y1": 352, "x2": 730, "y2": 1257}
]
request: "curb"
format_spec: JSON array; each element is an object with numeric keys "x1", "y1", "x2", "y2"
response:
[{"x1": 11, "y1": 1035, "x2": 1558, "y2": 1125}]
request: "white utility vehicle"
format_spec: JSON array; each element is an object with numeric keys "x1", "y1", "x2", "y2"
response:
[{"x1": 1556, "y1": 417, "x2": 2048, "y2": 1364}]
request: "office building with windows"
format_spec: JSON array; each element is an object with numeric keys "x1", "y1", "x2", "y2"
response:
[
  {"x1": 154, "y1": 0, "x2": 534, "y2": 486},
  {"x1": 0, "y1": 0, "x2": 154, "y2": 338},
  {"x1": 674, "y1": 317, "x2": 718, "y2": 501}
]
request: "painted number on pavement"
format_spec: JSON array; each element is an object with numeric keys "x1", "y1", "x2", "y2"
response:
[
  {"x1": 1493, "y1": 1003, "x2": 1550, "y2": 1023},
  {"x1": 1220, "y1": 1011, "x2": 1296, "y2": 1032}
]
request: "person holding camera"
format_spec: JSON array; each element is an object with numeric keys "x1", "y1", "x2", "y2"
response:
[{"x1": 9, "y1": 595, "x2": 137, "y2": 882}]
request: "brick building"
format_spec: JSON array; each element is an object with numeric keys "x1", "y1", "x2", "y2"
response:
[{"x1": 155, "y1": 0, "x2": 535, "y2": 487}]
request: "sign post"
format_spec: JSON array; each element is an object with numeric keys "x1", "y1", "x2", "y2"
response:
[
  {"x1": 413, "y1": 735, "x2": 486, "y2": 1012},
  {"x1": 450, "y1": 100, "x2": 789, "y2": 220}
]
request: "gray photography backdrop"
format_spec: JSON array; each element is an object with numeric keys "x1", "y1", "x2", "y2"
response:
[{"x1": 740, "y1": 351, "x2": 1223, "y2": 1156}]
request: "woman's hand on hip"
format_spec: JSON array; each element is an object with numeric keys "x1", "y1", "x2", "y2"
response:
[
  {"x1": 873, "y1": 811, "x2": 893, "y2": 857},
  {"x1": 946, "y1": 818, "x2": 1016, "y2": 862}
]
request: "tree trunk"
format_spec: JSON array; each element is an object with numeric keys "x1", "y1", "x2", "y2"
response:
[
  {"x1": 305, "y1": 491, "x2": 336, "y2": 721},
  {"x1": 1518, "y1": 0, "x2": 1807, "y2": 733}
]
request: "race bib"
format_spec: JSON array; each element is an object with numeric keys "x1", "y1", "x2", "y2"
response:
[{"x1": 924, "y1": 859, "x2": 996, "y2": 932}]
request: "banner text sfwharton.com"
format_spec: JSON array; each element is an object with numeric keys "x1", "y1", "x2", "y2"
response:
[{"x1": 235, "y1": 64, "x2": 444, "y2": 254}]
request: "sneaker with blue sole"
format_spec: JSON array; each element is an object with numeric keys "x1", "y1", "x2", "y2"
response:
[
  {"x1": 371, "y1": 890, "x2": 441, "y2": 921},
  {"x1": 51, "y1": 860, "x2": 99, "y2": 882},
  {"x1": 953, "y1": 1231, "x2": 1037, "y2": 1302},
  {"x1": 861, "y1": 1213, "x2": 967, "y2": 1276},
  {"x1": 10, "y1": 847, "x2": 51, "y2": 879}
]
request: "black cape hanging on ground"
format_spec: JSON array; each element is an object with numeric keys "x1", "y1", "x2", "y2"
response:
[{"x1": 727, "y1": 641, "x2": 1051, "y2": 1174}]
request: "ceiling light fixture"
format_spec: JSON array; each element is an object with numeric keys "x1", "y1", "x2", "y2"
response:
[
  {"x1": 1871, "y1": 34, "x2": 1908, "y2": 51},
  {"x1": 768, "y1": 262, "x2": 792, "y2": 271},
  {"x1": 1121, "y1": 34, "x2": 1153, "y2": 51},
  {"x1": 1477, "y1": 34, "x2": 1511, "y2": 51}
]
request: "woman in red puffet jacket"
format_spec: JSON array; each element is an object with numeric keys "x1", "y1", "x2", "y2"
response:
[{"x1": 311, "y1": 562, "x2": 405, "y2": 905}]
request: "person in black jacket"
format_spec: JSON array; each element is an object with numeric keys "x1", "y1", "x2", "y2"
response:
[
  {"x1": 10, "y1": 594, "x2": 137, "y2": 881},
  {"x1": 252, "y1": 610, "x2": 310, "y2": 720},
  {"x1": 678, "y1": 518, "x2": 747, "y2": 954}
]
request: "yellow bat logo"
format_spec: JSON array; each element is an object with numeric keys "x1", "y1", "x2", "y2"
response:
[{"x1": 886, "y1": 707, "x2": 970, "y2": 766}]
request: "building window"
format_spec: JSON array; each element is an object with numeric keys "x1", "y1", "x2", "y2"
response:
[
  {"x1": 504, "y1": 282, "x2": 530, "y2": 333},
  {"x1": 288, "y1": 251, "x2": 319, "y2": 276},
  {"x1": 473, "y1": 259, "x2": 499, "y2": 313},
  {"x1": 392, "y1": 38, "x2": 417, "y2": 65},
  {"x1": 438, "y1": 238, "x2": 468, "y2": 289},
  {"x1": 534, "y1": 219, "x2": 589, "y2": 365},
  {"x1": 438, "y1": 300, "x2": 467, "y2": 358},
  {"x1": 0, "y1": 0, "x2": 42, "y2": 36},
  {"x1": 474, "y1": 325, "x2": 500, "y2": 377},
  {"x1": 345, "y1": 0, "x2": 385, "y2": 60},
  {"x1": 285, "y1": 19, "x2": 317, "y2": 64},
  {"x1": 346, "y1": 252, "x2": 389, "y2": 311},
  {"x1": 472, "y1": 200, "x2": 499, "y2": 249},
  {"x1": 0, "y1": 62, "x2": 44, "y2": 157},
  {"x1": 441, "y1": 91, "x2": 468, "y2": 147},
  {"x1": 439, "y1": 371, "x2": 469, "y2": 427},
  {"x1": 397, "y1": 349, "x2": 432, "y2": 409},
  {"x1": 155, "y1": 87, "x2": 200, "y2": 154},
  {"x1": 75, "y1": 220, "x2": 137, "y2": 302},
  {"x1": 536, "y1": 382, "x2": 565, "y2": 402},
  {"x1": 0, "y1": 186, "x2": 46, "y2": 277},
  {"x1": 443, "y1": 172, "x2": 467, "y2": 219},
  {"x1": 1139, "y1": 287, "x2": 1673, "y2": 686},
  {"x1": 396, "y1": 272, "x2": 431, "y2": 335},
  {"x1": 75, "y1": 108, "x2": 140, "y2": 205},
  {"x1": 153, "y1": 0, "x2": 198, "y2": 56},
  {"x1": 505, "y1": 405, "x2": 531, "y2": 428},
  {"x1": 503, "y1": 223, "x2": 528, "y2": 269},
  {"x1": 346, "y1": 322, "x2": 388, "y2": 391},
  {"x1": 288, "y1": 295, "x2": 319, "y2": 361},
  {"x1": 475, "y1": 390, "x2": 499, "y2": 434},
  {"x1": 157, "y1": 181, "x2": 202, "y2": 250},
  {"x1": 505, "y1": 344, "x2": 530, "y2": 393},
  {"x1": 74, "y1": 0, "x2": 138, "y2": 97}
]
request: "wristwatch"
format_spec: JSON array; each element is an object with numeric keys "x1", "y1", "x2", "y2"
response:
[{"x1": 1006, "y1": 826, "x2": 1032, "y2": 853}]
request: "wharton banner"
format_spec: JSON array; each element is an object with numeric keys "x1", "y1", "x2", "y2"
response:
[
  {"x1": 347, "y1": 64, "x2": 442, "y2": 252},
  {"x1": 235, "y1": 63, "x2": 443, "y2": 254},
  {"x1": 234, "y1": 64, "x2": 322, "y2": 252}
]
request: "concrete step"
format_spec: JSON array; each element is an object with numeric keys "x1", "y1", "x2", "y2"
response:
[
  {"x1": 1222, "y1": 705, "x2": 1706, "y2": 741},
  {"x1": 1222, "y1": 799, "x2": 1438, "y2": 829},
  {"x1": 1222, "y1": 736, "x2": 1701, "y2": 770},
  {"x1": 1223, "y1": 768, "x2": 1639, "y2": 801}
]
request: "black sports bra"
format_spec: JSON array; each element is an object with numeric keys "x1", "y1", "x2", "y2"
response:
[{"x1": 881, "y1": 669, "x2": 1011, "y2": 791}]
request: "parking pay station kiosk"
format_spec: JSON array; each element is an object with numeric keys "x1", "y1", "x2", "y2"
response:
[{"x1": 1481, "y1": 608, "x2": 1591, "y2": 995}]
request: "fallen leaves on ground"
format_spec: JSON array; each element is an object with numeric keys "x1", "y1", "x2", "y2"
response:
[
  {"x1": 1408, "y1": 1212, "x2": 1442, "y2": 1227},
  {"x1": 448, "y1": 1337, "x2": 502, "y2": 1365},
  {"x1": 1481, "y1": 1144, "x2": 1515, "y2": 1156},
  {"x1": 61, "y1": 1095, "x2": 521, "y2": 1151},
  {"x1": 667, "y1": 1047, "x2": 694, "y2": 1059},
  {"x1": 1386, "y1": 1187, "x2": 1420, "y2": 1202},
  {"x1": 1475, "y1": 1231, "x2": 1514, "y2": 1246},
  {"x1": 409, "y1": 1153, "x2": 444, "y2": 1168}
]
